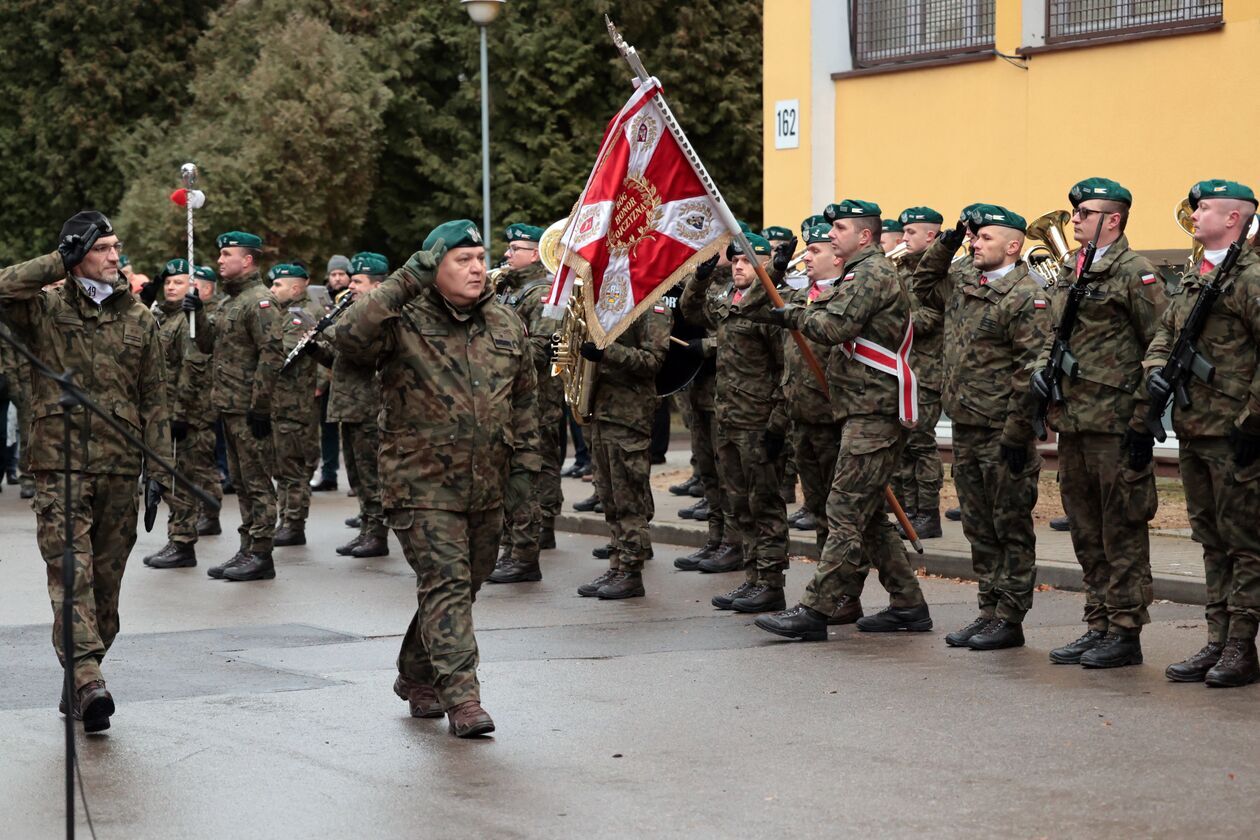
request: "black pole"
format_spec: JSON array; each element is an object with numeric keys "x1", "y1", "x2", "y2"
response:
[{"x1": 61, "y1": 391, "x2": 74, "y2": 840}]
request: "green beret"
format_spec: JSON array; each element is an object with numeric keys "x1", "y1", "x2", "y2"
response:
[
  {"x1": 736, "y1": 220, "x2": 753, "y2": 234},
  {"x1": 881, "y1": 219, "x2": 904, "y2": 234},
  {"x1": 800, "y1": 214, "x2": 827, "y2": 236},
  {"x1": 727, "y1": 233, "x2": 772, "y2": 260},
  {"x1": 959, "y1": 202, "x2": 983, "y2": 223},
  {"x1": 350, "y1": 251, "x2": 390, "y2": 277},
  {"x1": 504, "y1": 223, "x2": 544, "y2": 243},
  {"x1": 118, "y1": 254, "x2": 130, "y2": 268},
  {"x1": 824, "y1": 199, "x2": 881, "y2": 222},
  {"x1": 966, "y1": 204, "x2": 1027, "y2": 234},
  {"x1": 1068, "y1": 177, "x2": 1132, "y2": 208},
  {"x1": 423, "y1": 219, "x2": 484, "y2": 261},
  {"x1": 761, "y1": 226, "x2": 792, "y2": 241},
  {"x1": 159, "y1": 258, "x2": 190, "y2": 280},
  {"x1": 270, "y1": 263, "x2": 309, "y2": 280},
  {"x1": 1188, "y1": 179, "x2": 1258, "y2": 209},
  {"x1": 803, "y1": 223, "x2": 831, "y2": 245},
  {"x1": 216, "y1": 230, "x2": 264, "y2": 250},
  {"x1": 899, "y1": 206, "x2": 943, "y2": 226},
  {"x1": 192, "y1": 265, "x2": 217, "y2": 283}
]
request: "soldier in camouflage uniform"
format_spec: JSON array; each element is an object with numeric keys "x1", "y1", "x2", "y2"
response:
[
  {"x1": 1153, "y1": 180, "x2": 1260, "y2": 687},
  {"x1": 490, "y1": 223, "x2": 562, "y2": 583},
  {"x1": 914, "y1": 205, "x2": 1051, "y2": 650},
  {"x1": 1031, "y1": 178, "x2": 1167, "y2": 668},
  {"x1": 679, "y1": 234, "x2": 788, "y2": 613},
  {"x1": 332, "y1": 219, "x2": 540, "y2": 738},
  {"x1": 258, "y1": 263, "x2": 324, "y2": 547},
  {"x1": 188, "y1": 266, "x2": 224, "y2": 536},
  {"x1": 311, "y1": 252, "x2": 389, "y2": 558},
  {"x1": 0, "y1": 211, "x2": 170, "y2": 732},
  {"x1": 187, "y1": 231, "x2": 281, "y2": 582},
  {"x1": 749, "y1": 200, "x2": 931, "y2": 641},
  {"x1": 894, "y1": 207, "x2": 946, "y2": 538},
  {"x1": 575, "y1": 291, "x2": 672, "y2": 601},
  {"x1": 1, "y1": 333, "x2": 35, "y2": 498}
]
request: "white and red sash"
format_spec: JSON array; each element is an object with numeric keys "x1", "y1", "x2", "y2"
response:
[{"x1": 840, "y1": 318, "x2": 919, "y2": 428}]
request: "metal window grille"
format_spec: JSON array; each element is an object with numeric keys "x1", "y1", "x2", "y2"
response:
[
  {"x1": 851, "y1": 0, "x2": 995, "y2": 68},
  {"x1": 1047, "y1": 0, "x2": 1223, "y2": 43}
]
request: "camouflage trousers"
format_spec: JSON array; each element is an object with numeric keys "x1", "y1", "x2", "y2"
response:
[
  {"x1": 33, "y1": 471, "x2": 138, "y2": 689},
  {"x1": 951, "y1": 424, "x2": 1040, "y2": 622},
  {"x1": 187, "y1": 424, "x2": 223, "y2": 523},
  {"x1": 272, "y1": 418, "x2": 319, "y2": 528},
  {"x1": 1179, "y1": 436, "x2": 1260, "y2": 641},
  {"x1": 392, "y1": 506, "x2": 502, "y2": 710},
  {"x1": 1058, "y1": 431, "x2": 1156, "y2": 633},
  {"x1": 343, "y1": 422, "x2": 386, "y2": 539},
  {"x1": 165, "y1": 424, "x2": 217, "y2": 544},
  {"x1": 501, "y1": 407, "x2": 563, "y2": 563},
  {"x1": 791, "y1": 420, "x2": 841, "y2": 556},
  {"x1": 590, "y1": 419, "x2": 654, "y2": 572},
  {"x1": 222, "y1": 412, "x2": 277, "y2": 554},
  {"x1": 895, "y1": 394, "x2": 944, "y2": 515},
  {"x1": 717, "y1": 427, "x2": 788, "y2": 587},
  {"x1": 687, "y1": 389, "x2": 727, "y2": 544},
  {"x1": 801, "y1": 416, "x2": 924, "y2": 616}
]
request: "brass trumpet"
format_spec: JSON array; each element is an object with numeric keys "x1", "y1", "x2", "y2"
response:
[
  {"x1": 540, "y1": 217, "x2": 597, "y2": 424},
  {"x1": 885, "y1": 240, "x2": 910, "y2": 266}
]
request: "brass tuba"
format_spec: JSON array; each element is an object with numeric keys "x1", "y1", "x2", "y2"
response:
[
  {"x1": 885, "y1": 240, "x2": 910, "y2": 266},
  {"x1": 1175, "y1": 197, "x2": 1205, "y2": 270},
  {"x1": 541, "y1": 217, "x2": 597, "y2": 424},
  {"x1": 1023, "y1": 209, "x2": 1072, "y2": 285}
]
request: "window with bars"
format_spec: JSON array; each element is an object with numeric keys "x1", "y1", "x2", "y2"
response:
[
  {"x1": 1046, "y1": 0, "x2": 1223, "y2": 44},
  {"x1": 851, "y1": 0, "x2": 995, "y2": 68}
]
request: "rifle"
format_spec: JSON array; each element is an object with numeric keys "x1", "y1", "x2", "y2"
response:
[
  {"x1": 1144, "y1": 217, "x2": 1252, "y2": 442},
  {"x1": 281, "y1": 290, "x2": 353, "y2": 372},
  {"x1": 1032, "y1": 211, "x2": 1108, "y2": 440}
]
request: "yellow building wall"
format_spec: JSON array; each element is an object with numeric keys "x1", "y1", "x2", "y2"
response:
[
  {"x1": 765, "y1": 0, "x2": 1260, "y2": 251},
  {"x1": 761, "y1": 0, "x2": 812, "y2": 230}
]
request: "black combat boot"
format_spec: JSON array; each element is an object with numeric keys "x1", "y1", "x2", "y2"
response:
[
  {"x1": 1049, "y1": 515, "x2": 1071, "y2": 532},
  {"x1": 143, "y1": 542, "x2": 179, "y2": 567},
  {"x1": 572, "y1": 494, "x2": 600, "y2": 512},
  {"x1": 149, "y1": 541, "x2": 197, "y2": 569},
  {"x1": 827, "y1": 595, "x2": 864, "y2": 626},
  {"x1": 1205, "y1": 638, "x2": 1260, "y2": 688},
  {"x1": 944, "y1": 506, "x2": 961, "y2": 522},
  {"x1": 1080, "y1": 632, "x2": 1143, "y2": 668},
  {"x1": 344, "y1": 515, "x2": 361, "y2": 529},
  {"x1": 596, "y1": 570, "x2": 644, "y2": 600},
  {"x1": 754, "y1": 604, "x2": 829, "y2": 641},
  {"x1": 351, "y1": 535, "x2": 389, "y2": 558},
  {"x1": 711, "y1": 580, "x2": 756, "y2": 610},
  {"x1": 674, "y1": 540, "x2": 721, "y2": 571},
  {"x1": 1165, "y1": 642, "x2": 1225, "y2": 683},
  {"x1": 578, "y1": 568, "x2": 618, "y2": 597},
  {"x1": 697, "y1": 542, "x2": 742, "y2": 573},
  {"x1": 792, "y1": 511, "x2": 817, "y2": 532},
  {"x1": 678, "y1": 499, "x2": 703, "y2": 520},
  {"x1": 488, "y1": 558, "x2": 542, "y2": 583},
  {"x1": 592, "y1": 543, "x2": 614, "y2": 560},
  {"x1": 336, "y1": 535, "x2": 366, "y2": 556},
  {"x1": 77, "y1": 681, "x2": 115, "y2": 734},
  {"x1": 539, "y1": 521, "x2": 556, "y2": 550},
  {"x1": 223, "y1": 552, "x2": 276, "y2": 582},
  {"x1": 968, "y1": 619, "x2": 1024, "y2": 650},
  {"x1": 856, "y1": 603, "x2": 933, "y2": 633},
  {"x1": 1048, "y1": 628, "x2": 1108, "y2": 664},
  {"x1": 208, "y1": 549, "x2": 250, "y2": 580},
  {"x1": 196, "y1": 516, "x2": 221, "y2": 536},
  {"x1": 945, "y1": 615, "x2": 993, "y2": 648},
  {"x1": 731, "y1": 583, "x2": 787, "y2": 614},
  {"x1": 668, "y1": 474, "x2": 700, "y2": 496},
  {"x1": 689, "y1": 499, "x2": 710, "y2": 521},
  {"x1": 910, "y1": 509, "x2": 943, "y2": 539},
  {"x1": 273, "y1": 524, "x2": 306, "y2": 546}
]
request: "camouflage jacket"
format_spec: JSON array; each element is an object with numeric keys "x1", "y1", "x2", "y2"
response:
[
  {"x1": 192, "y1": 270, "x2": 279, "y2": 416},
  {"x1": 500, "y1": 260, "x2": 564, "y2": 422},
  {"x1": 913, "y1": 249, "x2": 1049, "y2": 444},
  {"x1": 678, "y1": 265, "x2": 727, "y2": 412},
  {"x1": 0, "y1": 252, "x2": 170, "y2": 475},
  {"x1": 588, "y1": 304, "x2": 671, "y2": 435},
  {"x1": 152, "y1": 299, "x2": 212, "y2": 428},
  {"x1": 1037, "y1": 235, "x2": 1166, "y2": 434},
  {"x1": 680, "y1": 270, "x2": 784, "y2": 429},
  {"x1": 256, "y1": 290, "x2": 323, "y2": 424},
  {"x1": 770, "y1": 280, "x2": 835, "y2": 428},
  {"x1": 787, "y1": 244, "x2": 910, "y2": 424},
  {"x1": 312, "y1": 298, "x2": 381, "y2": 425},
  {"x1": 899, "y1": 249, "x2": 943, "y2": 396},
  {"x1": 1144, "y1": 246, "x2": 1260, "y2": 438},
  {"x1": 331, "y1": 262, "x2": 540, "y2": 512}
]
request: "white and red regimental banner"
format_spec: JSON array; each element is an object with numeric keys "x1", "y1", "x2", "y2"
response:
[{"x1": 542, "y1": 78, "x2": 732, "y2": 345}]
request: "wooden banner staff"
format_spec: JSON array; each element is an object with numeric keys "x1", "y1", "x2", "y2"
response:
[{"x1": 606, "y1": 17, "x2": 922, "y2": 553}]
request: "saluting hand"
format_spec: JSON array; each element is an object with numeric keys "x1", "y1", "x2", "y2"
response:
[
  {"x1": 58, "y1": 224, "x2": 100, "y2": 272},
  {"x1": 695, "y1": 254, "x2": 719, "y2": 283}
]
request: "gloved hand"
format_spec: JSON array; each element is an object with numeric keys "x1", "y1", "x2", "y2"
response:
[
  {"x1": 1123, "y1": 427, "x2": 1155, "y2": 471},
  {"x1": 58, "y1": 224, "x2": 100, "y2": 272},
  {"x1": 139, "y1": 279, "x2": 160, "y2": 306},
  {"x1": 1000, "y1": 442, "x2": 1028, "y2": 474},
  {"x1": 247, "y1": 412, "x2": 272, "y2": 440},
  {"x1": 503, "y1": 470, "x2": 533, "y2": 516},
  {"x1": 1146, "y1": 366, "x2": 1172, "y2": 405},
  {"x1": 742, "y1": 304, "x2": 797, "y2": 327},
  {"x1": 695, "y1": 254, "x2": 719, "y2": 282},
  {"x1": 940, "y1": 219, "x2": 967, "y2": 252},
  {"x1": 171, "y1": 419, "x2": 189, "y2": 443},
  {"x1": 143, "y1": 478, "x2": 165, "y2": 533},
  {"x1": 405, "y1": 238, "x2": 445, "y2": 274},
  {"x1": 579, "y1": 341, "x2": 604, "y2": 363},
  {"x1": 771, "y1": 236, "x2": 798, "y2": 275},
  {"x1": 1029, "y1": 367, "x2": 1052, "y2": 401},
  {"x1": 763, "y1": 429, "x2": 786, "y2": 461},
  {"x1": 181, "y1": 288, "x2": 203, "y2": 313},
  {"x1": 680, "y1": 338, "x2": 706, "y2": 358},
  {"x1": 1229, "y1": 427, "x2": 1260, "y2": 467}
]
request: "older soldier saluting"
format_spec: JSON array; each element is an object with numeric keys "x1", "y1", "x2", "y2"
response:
[
  {"x1": 0, "y1": 211, "x2": 170, "y2": 732},
  {"x1": 332, "y1": 220, "x2": 540, "y2": 737}
]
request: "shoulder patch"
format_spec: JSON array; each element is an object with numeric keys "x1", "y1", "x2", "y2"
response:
[
  {"x1": 842, "y1": 272, "x2": 856, "y2": 283},
  {"x1": 1033, "y1": 298, "x2": 1047, "y2": 309},
  {"x1": 653, "y1": 304, "x2": 667, "y2": 314},
  {"x1": 259, "y1": 300, "x2": 271, "y2": 308},
  {"x1": 1140, "y1": 273, "x2": 1157, "y2": 285}
]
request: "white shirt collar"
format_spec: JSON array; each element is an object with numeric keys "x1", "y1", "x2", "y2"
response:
[
  {"x1": 813, "y1": 275, "x2": 839, "y2": 290},
  {"x1": 1202, "y1": 246, "x2": 1230, "y2": 266},
  {"x1": 75, "y1": 276, "x2": 113, "y2": 304},
  {"x1": 980, "y1": 262, "x2": 1017, "y2": 284},
  {"x1": 1092, "y1": 243, "x2": 1111, "y2": 261}
]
